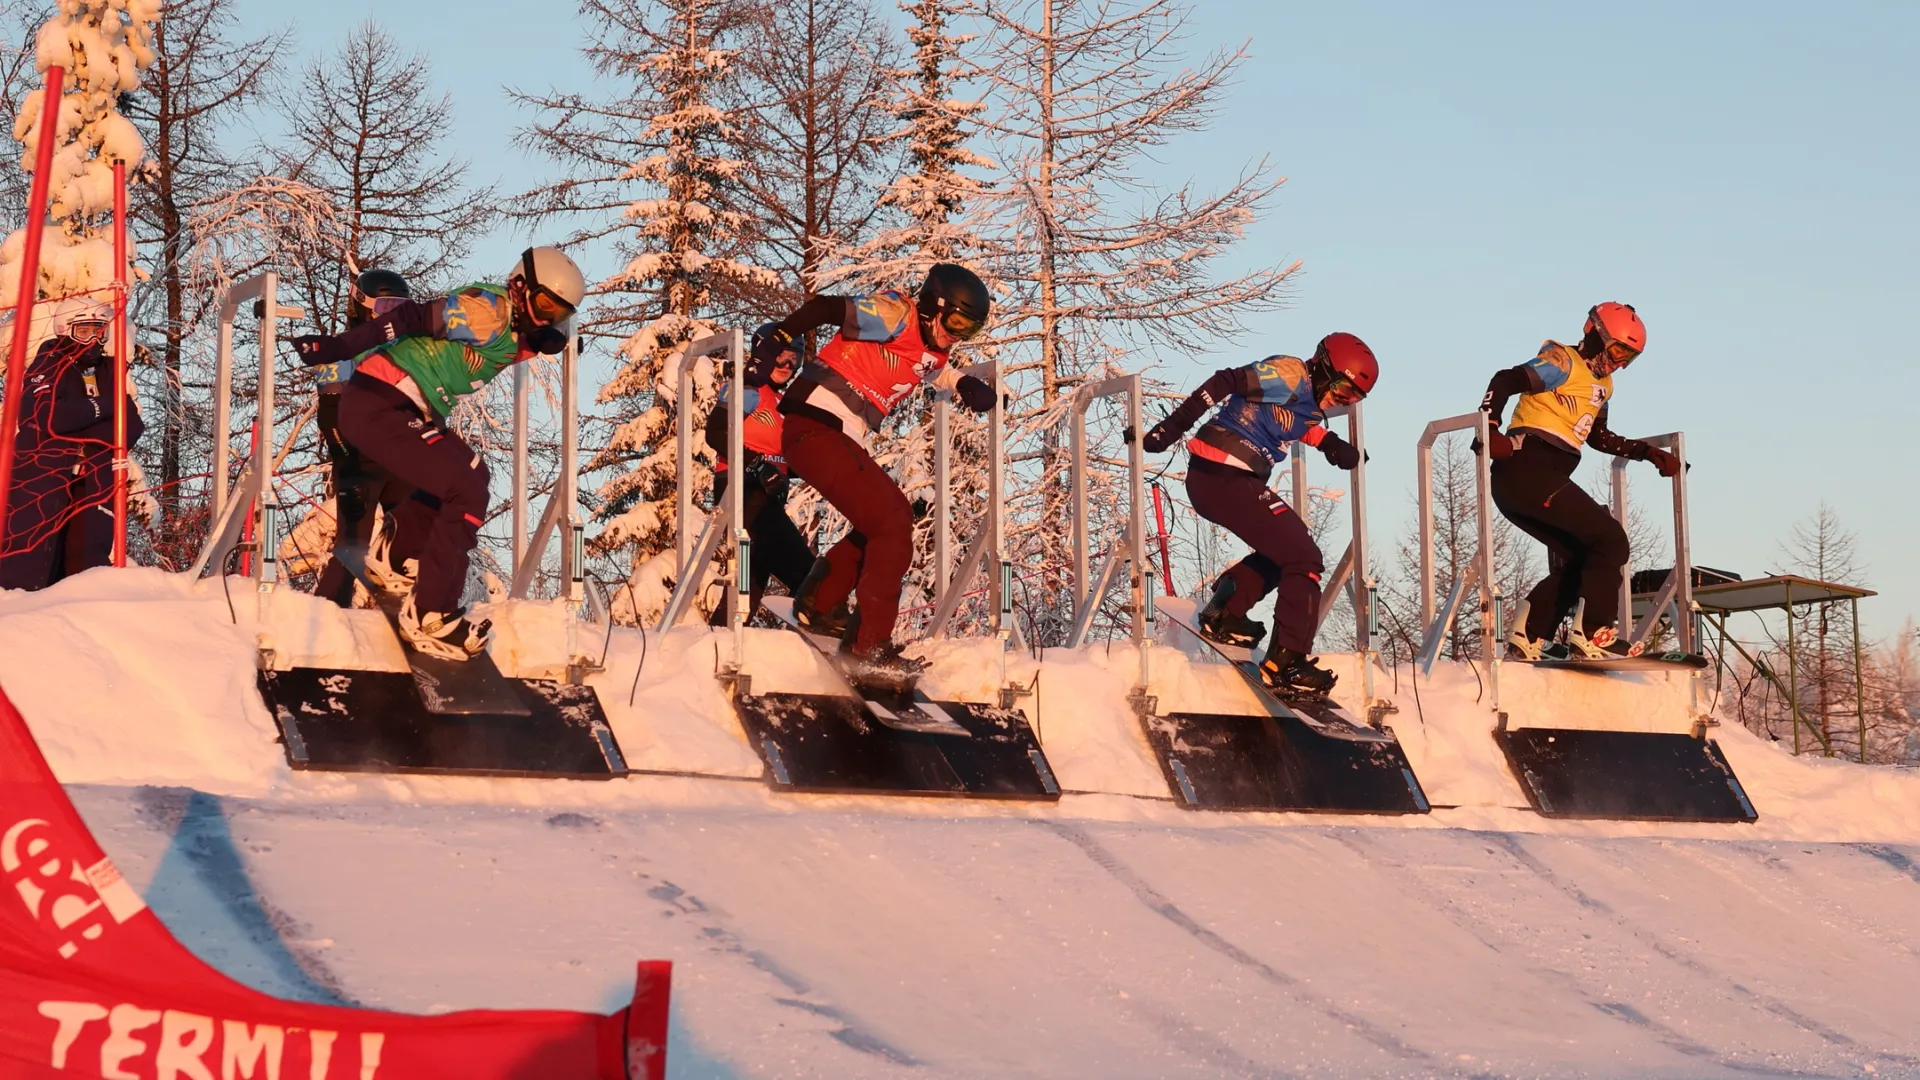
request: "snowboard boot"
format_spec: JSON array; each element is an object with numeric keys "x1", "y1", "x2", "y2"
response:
[
  {"x1": 399, "y1": 594, "x2": 492, "y2": 661},
  {"x1": 841, "y1": 641, "x2": 927, "y2": 693},
  {"x1": 1258, "y1": 648, "x2": 1337, "y2": 696},
  {"x1": 1504, "y1": 599, "x2": 1565, "y2": 660},
  {"x1": 1195, "y1": 575, "x2": 1266, "y2": 651},
  {"x1": 363, "y1": 514, "x2": 417, "y2": 596},
  {"x1": 1567, "y1": 623, "x2": 1642, "y2": 660},
  {"x1": 791, "y1": 558, "x2": 854, "y2": 639}
]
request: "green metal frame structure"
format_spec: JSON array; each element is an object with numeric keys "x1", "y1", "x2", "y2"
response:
[{"x1": 1637, "y1": 574, "x2": 1875, "y2": 758}]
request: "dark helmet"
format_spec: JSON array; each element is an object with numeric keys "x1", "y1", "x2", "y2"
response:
[
  {"x1": 916, "y1": 263, "x2": 990, "y2": 345},
  {"x1": 348, "y1": 268, "x2": 411, "y2": 328},
  {"x1": 751, "y1": 321, "x2": 802, "y2": 385}
]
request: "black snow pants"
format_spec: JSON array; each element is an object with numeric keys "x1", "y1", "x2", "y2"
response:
[
  {"x1": 708, "y1": 465, "x2": 814, "y2": 626},
  {"x1": 1490, "y1": 437, "x2": 1629, "y2": 640},
  {"x1": 1185, "y1": 458, "x2": 1325, "y2": 655},
  {"x1": 332, "y1": 373, "x2": 488, "y2": 614}
]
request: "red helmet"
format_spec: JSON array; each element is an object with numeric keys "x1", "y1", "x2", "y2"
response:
[
  {"x1": 1585, "y1": 302, "x2": 1646, "y2": 355},
  {"x1": 1312, "y1": 332, "x2": 1378, "y2": 397}
]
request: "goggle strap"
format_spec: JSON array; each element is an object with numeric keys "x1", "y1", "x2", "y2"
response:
[{"x1": 520, "y1": 248, "x2": 540, "y2": 295}]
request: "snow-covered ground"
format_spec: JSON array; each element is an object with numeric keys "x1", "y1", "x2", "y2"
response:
[{"x1": 7, "y1": 568, "x2": 1920, "y2": 1078}]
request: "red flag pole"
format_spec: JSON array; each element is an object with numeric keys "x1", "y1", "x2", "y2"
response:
[
  {"x1": 112, "y1": 159, "x2": 130, "y2": 567},
  {"x1": 238, "y1": 419, "x2": 258, "y2": 577},
  {"x1": 0, "y1": 66, "x2": 65, "y2": 553},
  {"x1": 1151, "y1": 481, "x2": 1177, "y2": 597}
]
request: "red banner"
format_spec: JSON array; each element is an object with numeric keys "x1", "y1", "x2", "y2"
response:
[{"x1": 0, "y1": 685, "x2": 670, "y2": 1079}]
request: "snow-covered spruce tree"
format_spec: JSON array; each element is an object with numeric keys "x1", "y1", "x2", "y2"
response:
[
  {"x1": 771, "y1": 0, "x2": 999, "y2": 629},
  {"x1": 959, "y1": 0, "x2": 1296, "y2": 644},
  {"x1": 122, "y1": 0, "x2": 284, "y2": 565},
  {"x1": 840, "y1": 0, "x2": 990, "y2": 275},
  {"x1": 514, "y1": 0, "x2": 775, "y2": 621},
  {"x1": 0, "y1": 0, "x2": 158, "y2": 331}
]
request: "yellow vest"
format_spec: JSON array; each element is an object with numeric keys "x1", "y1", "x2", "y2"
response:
[{"x1": 1509, "y1": 340, "x2": 1612, "y2": 452}]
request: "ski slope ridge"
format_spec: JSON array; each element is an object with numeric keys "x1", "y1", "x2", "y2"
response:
[{"x1": 6, "y1": 569, "x2": 1920, "y2": 1078}]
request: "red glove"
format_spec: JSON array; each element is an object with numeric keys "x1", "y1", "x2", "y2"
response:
[
  {"x1": 1474, "y1": 430, "x2": 1515, "y2": 460},
  {"x1": 1645, "y1": 447, "x2": 1681, "y2": 478}
]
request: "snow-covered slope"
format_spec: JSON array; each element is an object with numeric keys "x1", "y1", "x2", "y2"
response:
[{"x1": 7, "y1": 569, "x2": 1920, "y2": 1077}]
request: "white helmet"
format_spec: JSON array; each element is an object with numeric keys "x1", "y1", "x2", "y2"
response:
[
  {"x1": 51, "y1": 296, "x2": 112, "y2": 337},
  {"x1": 506, "y1": 246, "x2": 585, "y2": 327}
]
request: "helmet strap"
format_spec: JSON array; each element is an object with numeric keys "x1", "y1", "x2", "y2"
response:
[{"x1": 1308, "y1": 357, "x2": 1335, "y2": 400}]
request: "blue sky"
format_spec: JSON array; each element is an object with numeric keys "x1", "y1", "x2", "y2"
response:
[{"x1": 252, "y1": 0, "x2": 1919, "y2": 638}]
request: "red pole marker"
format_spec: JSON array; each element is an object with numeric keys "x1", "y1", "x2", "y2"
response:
[
  {"x1": 238, "y1": 419, "x2": 258, "y2": 577},
  {"x1": 112, "y1": 158, "x2": 130, "y2": 567},
  {"x1": 1151, "y1": 481, "x2": 1177, "y2": 597},
  {"x1": 0, "y1": 66, "x2": 65, "y2": 553}
]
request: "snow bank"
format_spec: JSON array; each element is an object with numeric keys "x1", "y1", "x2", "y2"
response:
[{"x1": 4, "y1": 568, "x2": 1920, "y2": 845}]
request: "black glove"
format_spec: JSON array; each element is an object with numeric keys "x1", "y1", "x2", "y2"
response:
[
  {"x1": 955, "y1": 374, "x2": 996, "y2": 413},
  {"x1": 1645, "y1": 446, "x2": 1681, "y2": 478},
  {"x1": 745, "y1": 325, "x2": 795, "y2": 388},
  {"x1": 288, "y1": 334, "x2": 345, "y2": 366},
  {"x1": 747, "y1": 457, "x2": 790, "y2": 503},
  {"x1": 1141, "y1": 423, "x2": 1180, "y2": 454},
  {"x1": 1320, "y1": 431, "x2": 1362, "y2": 470}
]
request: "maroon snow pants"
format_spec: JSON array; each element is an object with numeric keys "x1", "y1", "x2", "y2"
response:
[
  {"x1": 780, "y1": 414, "x2": 913, "y2": 653},
  {"x1": 334, "y1": 374, "x2": 488, "y2": 614},
  {"x1": 1185, "y1": 458, "x2": 1325, "y2": 654}
]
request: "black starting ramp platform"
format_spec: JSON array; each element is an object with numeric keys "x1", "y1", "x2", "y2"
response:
[
  {"x1": 731, "y1": 689, "x2": 1061, "y2": 800},
  {"x1": 1141, "y1": 703, "x2": 1430, "y2": 814},
  {"x1": 1495, "y1": 724, "x2": 1757, "y2": 822},
  {"x1": 257, "y1": 668, "x2": 628, "y2": 780}
]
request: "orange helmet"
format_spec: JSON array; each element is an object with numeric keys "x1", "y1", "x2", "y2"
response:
[
  {"x1": 1312, "y1": 332, "x2": 1378, "y2": 398},
  {"x1": 1585, "y1": 302, "x2": 1646, "y2": 362}
]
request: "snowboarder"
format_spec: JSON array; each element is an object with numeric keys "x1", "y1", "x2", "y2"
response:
[
  {"x1": 0, "y1": 296, "x2": 144, "y2": 591},
  {"x1": 1478, "y1": 301, "x2": 1680, "y2": 659},
  {"x1": 1135, "y1": 334, "x2": 1378, "y2": 695},
  {"x1": 704, "y1": 323, "x2": 813, "y2": 626},
  {"x1": 745, "y1": 263, "x2": 996, "y2": 687},
  {"x1": 288, "y1": 246, "x2": 586, "y2": 660},
  {"x1": 310, "y1": 267, "x2": 431, "y2": 608}
]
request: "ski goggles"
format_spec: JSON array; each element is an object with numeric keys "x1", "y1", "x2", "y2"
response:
[
  {"x1": 938, "y1": 309, "x2": 985, "y2": 342},
  {"x1": 1321, "y1": 372, "x2": 1366, "y2": 405},
  {"x1": 517, "y1": 249, "x2": 578, "y2": 327},
  {"x1": 1601, "y1": 339, "x2": 1641, "y2": 367},
  {"x1": 66, "y1": 320, "x2": 109, "y2": 345}
]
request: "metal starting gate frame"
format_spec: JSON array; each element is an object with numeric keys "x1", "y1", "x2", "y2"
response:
[
  {"x1": 189, "y1": 273, "x2": 305, "y2": 585},
  {"x1": 1406, "y1": 416, "x2": 1751, "y2": 822},
  {"x1": 656, "y1": 329, "x2": 749, "y2": 684},
  {"x1": 1120, "y1": 392, "x2": 1424, "y2": 814},
  {"x1": 194, "y1": 276, "x2": 622, "y2": 780}
]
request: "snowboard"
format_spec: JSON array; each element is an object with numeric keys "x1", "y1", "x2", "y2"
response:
[
  {"x1": 1160, "y1": 612, "x2": 1393, "y2": 745},
  {"x1": 760, "y1": 597, "x2": 971, "y2": 737},
  {"x1": 331, "y1": 543, "x2": 531, "y2": 718},
  {"x1": 1507, "y1": 651, "x2": 1710, "y2": 673}
]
